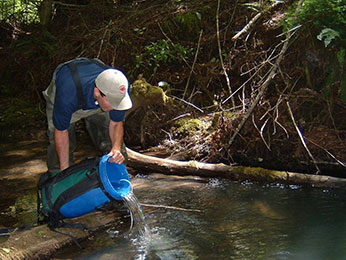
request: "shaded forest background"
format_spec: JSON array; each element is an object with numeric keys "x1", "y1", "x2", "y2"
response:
[{"x1": 0, "y1": 0, "x2": 345, "y2": 176}]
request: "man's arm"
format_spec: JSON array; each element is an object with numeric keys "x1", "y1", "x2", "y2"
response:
[
  {"x1": 108, "y1": 120, "x2": 125, "y2": 164},
  {"x1": 54, "y1": 128, "x2": 70, "y2": 170}
]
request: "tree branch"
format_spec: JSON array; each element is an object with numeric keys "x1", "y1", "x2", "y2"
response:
[
  {"x1": 232, "y1": 1, "x2": 283, "y2": 41},
  {"x1": 286, "y1": 101, "x2": 321, "y2": 174}
]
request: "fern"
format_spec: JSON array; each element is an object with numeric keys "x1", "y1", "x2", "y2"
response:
[{"x1": 317, "y1": 28, "x2": 340, "y2": 47}]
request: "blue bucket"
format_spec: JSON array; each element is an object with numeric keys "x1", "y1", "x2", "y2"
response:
[
  {"x1": 98, "y1": 154, "x2": 131, "y2": 200},
  {"x1": 59, "y1": 155, "x2": 131, "y2": 218}
]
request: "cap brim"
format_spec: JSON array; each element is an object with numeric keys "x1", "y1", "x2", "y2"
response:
[{"x1": 108, "y1": 93, "x2": 133, "y2": 110}]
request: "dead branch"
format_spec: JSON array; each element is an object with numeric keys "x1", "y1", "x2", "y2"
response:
[
  {"x1": 252, "y1": 114, "x2": 271, "y2": 150},
  {"x1": 226, "y1": 35, "x2": 290, "y2": 150},
  {"x1": 222, "y1": 44, "x2": 280, "y2": 106},
  {"x1": 184, "y1": 29, "x2": 203, "y2": 100},
  {"x1": 286, "y1": 101, "x2": 321, "y2": 174},
  {"x1": 53, "y1": 1, "x2": 86, "y2": 8},
  {"x1": 217, "y1": 0, "x2": 234, "y2": 106},
  {"x1": 141, "y1": 203, "x2": 202, "y2": 213},
  {"x1": 225, "y1": 0, "x2": 306, "y2": 151},
  {"x1": 168, "y1": 95, "x2": 204, "y2": 113},
  {"x1": 306, "y1": 138, "x2": 346, "y2": 169},
  {"x1": 232, "y1": 1, "x2": 283, "y2": 41}
]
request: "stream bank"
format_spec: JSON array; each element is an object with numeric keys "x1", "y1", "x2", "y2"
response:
[{"x1": 1, "y1": 0, "x2": 345, "y2": 178}]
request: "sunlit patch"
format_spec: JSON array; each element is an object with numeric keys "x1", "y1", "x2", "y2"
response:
[{"x1": 206, "y1": 178, "x2": 225, "y2": 188}]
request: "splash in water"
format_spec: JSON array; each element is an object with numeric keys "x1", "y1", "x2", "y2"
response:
[{"x1": 123, "y1": 191, "x2": 151, "y2": 238}]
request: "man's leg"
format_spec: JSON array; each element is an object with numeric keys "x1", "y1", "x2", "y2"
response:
[
  {"x1": 46, "y1": 124, "x2": 76, "y2": 172},
  {"x1": 84, "y1": 112, "x2": 128, "y2": 162}
]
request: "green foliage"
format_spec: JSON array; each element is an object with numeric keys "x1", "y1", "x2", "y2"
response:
[
  {"x1": 317, "y1": 28, "x2": 340, "y2": 47},
  {"x1": 134, "y1": 39, "x2": 194, "y2": 74},
  {"x1": 176, "y1": 10, "x2": 202, "y2": 33},
  {"x1": 285, "y1": 0, "x2": 346, "y2": 47},
  {"x1": 242, "y1": 0, "x2": 280, "y2": 12},
  {"x1": 11, "y1": 30, "x2": 57, "y2": 57},
  {"x1": 1, "y1": 0, "x2": 42, "y2": 24},
  {"x1": 0, "y1": 98, "x2": 43, "y2": 130},
  {"x1": 163, "y1": 6, "x2": 209, "y2": 36},
  {"x1": 284, "y1": 0, "x2": 346, "y2": 104},
  {"x1": 321, "y1": 49, "x2": 346, "y2": 104}
]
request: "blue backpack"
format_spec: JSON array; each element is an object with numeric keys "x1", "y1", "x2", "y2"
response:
[{"x1": 37, "y1": 155, "x2": 131, "y2": 246}]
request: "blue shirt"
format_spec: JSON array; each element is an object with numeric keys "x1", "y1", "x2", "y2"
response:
[{"x1": 53, "y1": 59, "x2": 127, "y2": 130}]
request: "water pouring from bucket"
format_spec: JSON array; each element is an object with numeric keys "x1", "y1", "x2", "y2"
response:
[{"x1": 99, "y1": 155, "x2": 151, "y2": 238}]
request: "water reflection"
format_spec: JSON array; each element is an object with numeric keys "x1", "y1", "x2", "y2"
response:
[{"x1": 55, "y1": 176, "x2": 346, "y2": 259}]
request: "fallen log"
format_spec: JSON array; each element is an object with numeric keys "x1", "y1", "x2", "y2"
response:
[
  {"x1": 126, "y1": 148, "x2": 346, "y2": 189},
  {"x1": 0, "y1": 210, "x2": 127, "y2": 260}
]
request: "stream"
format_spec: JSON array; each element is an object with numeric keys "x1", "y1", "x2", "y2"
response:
[
  {"x1": 54, "y1": 175, "x2": 346, "y2": 260},
  {"x1": 1, "y1": 140, "x2": 346, "y2": 260},
  {"x1": 2, "y1": 172, "x2": 345, "y2": 260}
]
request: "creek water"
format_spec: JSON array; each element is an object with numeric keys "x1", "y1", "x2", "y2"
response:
[
  {"x1": 2, "y1": 173, "x2": 346, "y2": 259},
  {"x1": 49, "y1": 175, "x2": 346, "y2": 260}
]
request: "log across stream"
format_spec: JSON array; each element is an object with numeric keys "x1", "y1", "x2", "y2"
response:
[{"x1": 126, "y1": 148, "x2": 346, "y2": 188}]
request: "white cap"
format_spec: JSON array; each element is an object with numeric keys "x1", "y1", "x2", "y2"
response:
[{"x1": 95, "y1": 69, "x2": 132, "y2": 110}]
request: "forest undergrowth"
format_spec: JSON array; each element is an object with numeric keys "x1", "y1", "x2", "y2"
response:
[{"x1": 0, "y1": 0, "x2": 345, "y2": 177}]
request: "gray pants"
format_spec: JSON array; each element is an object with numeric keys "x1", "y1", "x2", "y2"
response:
[{"x1": 43, "y1": 59, "x2": 126, "y2": 173}]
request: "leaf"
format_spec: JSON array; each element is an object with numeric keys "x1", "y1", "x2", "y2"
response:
[
  {"x1": 317, "y1": 28, "x2": 340, "y2": 47},
  {"x1": 337, "y1": 49, "x2": 346, "y2": 69},
  {"x1": 341, "y1": 72, "x2": 346, "y2": 105},
  {"x1": 1, "y1": 248, "x2": 10, "y2": 253}
]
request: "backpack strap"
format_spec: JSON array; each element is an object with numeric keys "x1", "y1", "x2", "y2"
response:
[
  {"x1": 66, "y1": 59, "x2": 109, "y2": 109},
  {"x1": 0, "y1": 224, "x2": 32, "y2": 237},
  {"x1": 49, "y1": 219, "x2": 88, "y2": 249},
  {"x1": 37, "y1": 171, "x2": 56, "y2": 224},
  {"x1": 50, "y1": 227, "x2": 84, "y2": 249},
  {"x1": 67, "y1": 62, "x2": 85, "y2": 109}
]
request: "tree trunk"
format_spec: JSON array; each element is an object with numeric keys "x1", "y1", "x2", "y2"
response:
[
  {"x1": 126, "y1": 148, "x2": 346, "y2": 188},
  {"x1": 39, "y1": 0, "x2": 53, "y2": 27}
]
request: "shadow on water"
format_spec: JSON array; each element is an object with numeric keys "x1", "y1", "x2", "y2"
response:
[
  {"x1": 47, "y1": 175, "x2": 346, "y2": 260},
  {"x1": 0, "y1": 179, "x2": 38, "y2": 224},
  {"x1": 0, "y1": 178, "x2": 38, "y2": 244}
]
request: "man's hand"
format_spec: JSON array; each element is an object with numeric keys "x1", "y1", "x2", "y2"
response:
[{"x1": 107, "y1": 149, "x2": 125, "y2": 164}]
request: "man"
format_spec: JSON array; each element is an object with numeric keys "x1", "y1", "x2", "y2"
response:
[{"x1": 43, "y1": 58, "x2": 132, "y2": 173}]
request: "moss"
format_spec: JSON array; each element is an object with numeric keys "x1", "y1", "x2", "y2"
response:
[
  {"x1": 131, "y1": 78, "x2": 152, "y2": 96},
  {"x1": 235, "y1": 166, "x2": 287, "y2": 181},
  {"x1": 131, "y1": 78, "x2": 169, "y2": 105},
  {"x1": 224, "y1": 111, "x2": 237, "y2": 120},
  {"x1": 175, "y1": 118, "x2": 202, "y2": 135},
  {"x1": 208, "y1": 112, "x2": 236, "y2": 130}
]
